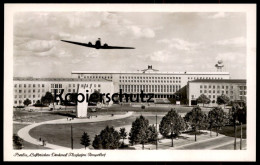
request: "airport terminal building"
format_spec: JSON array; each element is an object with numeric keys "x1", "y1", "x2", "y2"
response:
[
  {"x1": 71, "y1": 65, "x2": 230, "y2": 98},
  {"x1": 187, "y1": 79, "x2": 247, "y2": 106},
  {"x1": 13, "y1": 65, "x2": 232, "y2": 107},
  {"x1": 13, "y1": 77, "x2": 114, "y2": 106}
]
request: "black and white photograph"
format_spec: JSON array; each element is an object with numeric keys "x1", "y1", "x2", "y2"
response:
[{"x1": 4, "y1": 4, "x2": 256, "y2": 161}]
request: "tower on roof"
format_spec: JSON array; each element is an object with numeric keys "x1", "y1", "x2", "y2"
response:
[
  {"x1": 141, "y1": 65, "x2": 159, "y2": 73},
  {"x1": 215, "y1": 60, "x2": 224, "y2": 72}
]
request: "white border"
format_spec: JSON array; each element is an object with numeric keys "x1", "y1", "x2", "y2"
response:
[{"x1": 4, "y1": 4, "x2": 256, "y2": 161}]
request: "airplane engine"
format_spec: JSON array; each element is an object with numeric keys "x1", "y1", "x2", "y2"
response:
[
  {"x1": 88, "y1": 42, "x2": 92, "y2": 45},
  {"x1": 104, "y1": 43, "x2": 108, "y2": 47}
]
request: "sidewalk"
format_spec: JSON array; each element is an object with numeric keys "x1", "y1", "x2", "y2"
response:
[{"x1": 17, "y1": 111, "x2": 133, "y2": 150}]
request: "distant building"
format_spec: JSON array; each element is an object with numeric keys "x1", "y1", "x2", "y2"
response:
[
  {"x1": 72, "y1": 65, "x2": 230, "y2": 99},
  {"x1": 13, "y1": 77, "x2": 114, "y2": 106},
  {"x1": 187, "y1": 79, "x2": 247, "y2": 106},
  {"x1": 13, "y1": 64, "x2": 232, "y2": 106}
]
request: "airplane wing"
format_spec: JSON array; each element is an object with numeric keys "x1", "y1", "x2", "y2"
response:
[
  {"x1": 100, "y1": 45, "x2": 135, "y2": 49},
  {"x1": 61, "y1": 40, "x2": 135, "y2": 49},
  {"x1": 61, "y1": 40, "x2": 96, "y2": 48}
]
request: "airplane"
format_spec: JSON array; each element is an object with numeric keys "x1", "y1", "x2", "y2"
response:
[{"x1": 61, "y1": 38, "x2": 135, "y2": 49}]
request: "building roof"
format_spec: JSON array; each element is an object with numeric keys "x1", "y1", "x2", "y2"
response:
[
  {"x1": 13, "y1": 77, "x2": 112, "y2": 82},
  {"x1": 189, "y1": 79, "x2": 246, "y2": 83},
  {"x1": 72, "y1": 65, "x2": 230, "y2": 75},
  {"x1": 71, "y1": 71, "x2": 230, "y2": 75}
]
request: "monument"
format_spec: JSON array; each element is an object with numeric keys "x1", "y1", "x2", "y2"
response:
[{"x1": 76, "y1": 84, "x2": 89, "y2": 118}]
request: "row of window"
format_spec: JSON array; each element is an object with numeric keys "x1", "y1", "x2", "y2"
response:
[
  {"x1": 14, "y1": 84, "x2": 45, "y2": 88},
  {"x1": 119, "y1": 85, "x2": 181, "y2": 93},
  {"x1": 239, "y1": 86, "x2": 247, "y2": 91},
  {"x1": 14, "y1": 94, "x2": 41, "y2": 99},
  {"x1": 200, "y1": 90, "x2": 232, "y2": 95},
  {"x1": 51, "y1": 84, "x2": 62, "y2": 88},
  {"x1": 119, "y1": 80, "x2": 181, "y2": 83},
  {"x1": 188, "y1": 77, "x2": 223, "y2": 80},
  {"x1": 79, "y1": 75, "x2": 113, "y2": 79},
  {"x1": 14, "y1": 100, "x2": 38, "y2": 104},
  {"x1": 68, "y1": 84, "x2": 101, "y2": 88},
  {"x1": 14, "y1": 89, "x2": 45, "y2": 93},
  {"x1": 200, "y1": 85, "x2": 234, "y2": 89},
  {"x1": 119, "y1": 76, "x2": 181, "y2": 80}
]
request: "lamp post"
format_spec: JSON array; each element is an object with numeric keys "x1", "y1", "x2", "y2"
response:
[
  {"x1": 71, "y1": 124, "x2": 73, "y2": 150},
  {"x1": 156, "y1": 109, "x2": 158, "y2": 150}
]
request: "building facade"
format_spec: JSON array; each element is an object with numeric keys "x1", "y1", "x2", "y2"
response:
[
  {"x1": 13, "y1": 77, "x2": 114, "y2": 106},
  {"x1": 187, "y1": 79, "x2": 247, "y2": 106},
  {"x1": 71, "y1": 65, "x2": 230, "y2": 98},
  {"x1": 14, "y1": 65, "x2": 233, "y2": 107}
]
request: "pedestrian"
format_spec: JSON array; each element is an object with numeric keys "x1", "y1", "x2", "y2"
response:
[
  {"x1": 42, "y1": 140, "x2": 45, "y2": 146},
  {"x1": 39, "y1": 137, "x2": 41, "y2": 141},
  {"x1": 67, "y1": 118, "x2": 68, "y2": 121}
]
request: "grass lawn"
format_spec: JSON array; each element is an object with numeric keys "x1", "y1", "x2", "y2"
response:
[
  {"x1": 29, "y1": 114, "x2": 164, "y2": 149},
  {"x1": 218, "y1": 124, "x2": 246, "y2": 139},
  {"x1": 13, "y1": 124, "x2": 47, "y2": 150}
]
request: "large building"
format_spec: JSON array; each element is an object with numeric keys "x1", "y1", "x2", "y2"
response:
[
  {"x1": 13, "y1": 77, "x2": 114, "y2": 106},
  {"x1": 187, "y1": 79, "x2": 247, "y2": 106},
  {"x1": 71, "y1": 65, "x2": 230, "y2": 98},
  {"x1": 13, "y1": 65, "x2": 232, "y2": 107}
]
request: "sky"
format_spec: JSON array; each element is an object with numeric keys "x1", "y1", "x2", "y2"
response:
[{"x1": 13, "y1": 12, "x2": 247, "y2": 79}]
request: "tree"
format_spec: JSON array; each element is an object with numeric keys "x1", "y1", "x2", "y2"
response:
[
  {"x1": 196, "y1": 94, "x2": 210, "y2": 107},
  {"x1": 92, "y1": 126, "x2": 121, "y2": 149},
  {"x1": 80, "y1": 132, "x2": 91, "y2": 149},
  {"x1": 119, "y1": 128, "x2": 127, "y2": 146},
  {"x1": 231, "y1": 101, "x2": 247, "y2": 150},
  {"x1": 184, "y1": 106, "x2": 206, "y2": 141},
  {"x1": 92, "y1": 135, "x2": 102, "y2": 149},
  {"x1": 207, "y1": 110, "x2": 215, "y2": 137},
  {"x1": 147, "y1": 125, "x2": 158, "y2": 144},
  {"x1": 159, "y1": 109, "x2": 186, "y2": 147},
  {"x1": 89, "y1": 90, "x2": 101, "y2": 103},
  {"x1": 128, "y1": 115, "x2": 150, "y2": 150},
  {"x1": 23, "y1": 98, "x2": 31, "y2": 106},
  {"x1": 42, "y1": 92, "x2": 55, "y2": 110},
  {"x1": 217, "y1": 94, "x2": 230, "y2": 108},
  {"x1": 13, "y1": 134, "x2": 23, "y2": 149},
  {"x1": 208, "y1": 107, "x2": 226, "y2": 136}
]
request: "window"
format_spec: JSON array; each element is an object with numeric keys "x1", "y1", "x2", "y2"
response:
[
  {"x1": 14, "y1": 84, "x2": 17, "y2": 88},
  {"x1": 38, "y1": 84, "x2": 40, "y2": 87},
  {"x1": 200, "y1": 90, "x2": 202, "y2": 93},
  {"x1": 19, "y1": 84, "x2": 22, "y2": 87},
  {"x1": 204, "y1": 85, "x2": 207, "y2": 88},
  {"x1": 42, "y1": 84, "x2": 44, "y2": 87},
  {"x1": 33, "y1": 84, "x2": 35, "y2": 87},
  {"x1": 24, "y1": 84, "x2": 26, "y2": 88}
]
